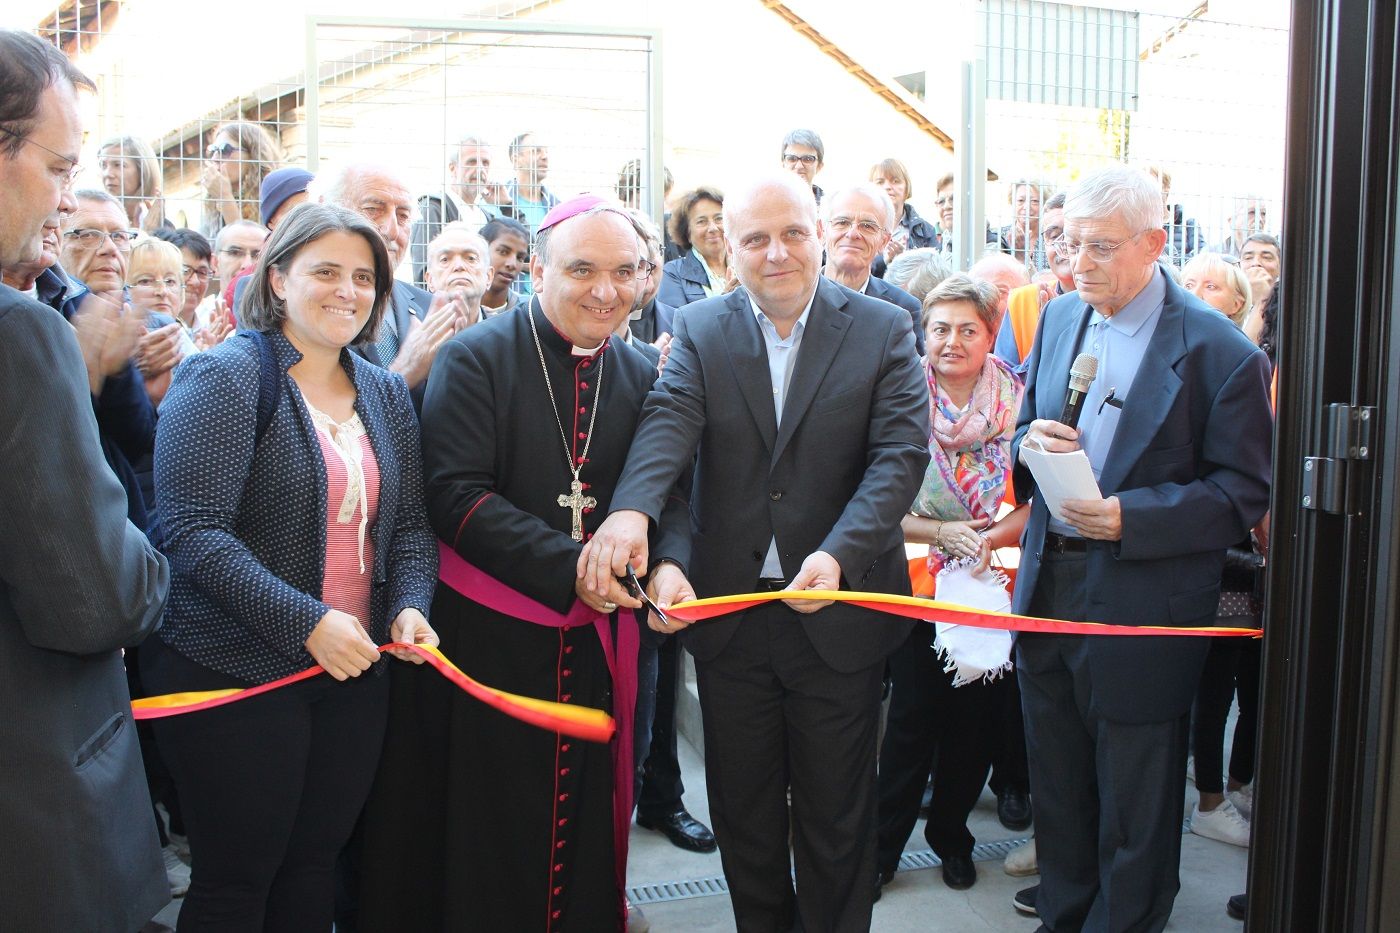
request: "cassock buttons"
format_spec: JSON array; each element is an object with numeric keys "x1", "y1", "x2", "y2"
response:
[
  {"x1": 562, "y1": 669, "x2": 573, "y2": 678},
  {"x1": 579, "y1": 406, "x2": 586, "y2": 413},
  {"x1": 561, "y1": 743, "x2": 571, "y2": 752},
  {"x1": 561, "y1": 694, "x2": 572, "y2": 703},
  {"x1": 564, "y1": 645, "x2": 574, "y2": 654},
  {"x1": 770, "y1": 490, "x2": 783, "y2": 501},
  {"x1": 578, "y1": 431, "x2": 587, "y2": 439},
  {"x1": 580, "y1": 381, "x2": 589, "y2": 390}
]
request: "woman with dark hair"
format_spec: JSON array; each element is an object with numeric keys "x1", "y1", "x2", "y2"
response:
[
  {"x1": 145, "y1": 201, "x2": 439, "y2": 929},
  {"x1": 479, "y1": 215, "x2": 530, "y2": 316},
  {"x1": 870, "y1": 158, "x2": 937, "y2": 273},
  {"x1": 98, "y1": 134, "x2": 168, "y2": 233},
  {"x1": 875, "y1": 274, "x2": 1028, "y2": 897},
  {"x1": 201, "y1": 120, "x2": 282, "y2": 238},
  {"x1": 658, "y1": 185, "x2": 727, "y2": 307}
]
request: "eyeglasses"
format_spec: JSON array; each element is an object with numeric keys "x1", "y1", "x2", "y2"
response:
[
  {"x1": 0, "y1": 126, "x2": 82, "y2": 186},
  {"x1": 131, "y1": 275, "x2": 184, "y2": 293},
  {"x1": 206, "y1": 142, "x2": 244, "y2": 159},
  {"x1": 220, "y1": 245, "x2": 263, "y2": 262},
  {"x1": 567, "y1": 260, "x2": 655, "y2": 285},
  {"x1": 783, "y1": 153, "x2": 819, "y2": 166},
  {"x1": 934, "y1": 195, "x2": 954, "y2": 207},
  {"x1": 63, "y1": 228, "x2": 137, "y2": 251},
  {"x1": 828, "y1": 217, "x2": 885, "y2": 238},
  {"x1": 1052, "y1": 231, "x2": 1149, "y2": 263},
  {"x1": 182, "y1": 264, "x2": 214, "y2": 281}
]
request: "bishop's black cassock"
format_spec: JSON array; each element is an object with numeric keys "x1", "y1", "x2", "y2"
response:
[{"x1": 358, "y1": 300, "x2": 687, "y2": 932}]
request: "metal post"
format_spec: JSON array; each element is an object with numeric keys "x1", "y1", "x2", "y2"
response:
[
  {"x1": 647, "y1": 31, "x2": 665, "y2": 230},
  {"x1": 956, "y1": 57, "x2": 987, "y2": 273},
  {"x1": 303, "y1": 16, "x2": 320, "y2": 172}
]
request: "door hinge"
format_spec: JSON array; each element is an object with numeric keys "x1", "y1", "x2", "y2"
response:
[{"x1": 1301, "y1": 404, "x2": 1374, "y2": 514}]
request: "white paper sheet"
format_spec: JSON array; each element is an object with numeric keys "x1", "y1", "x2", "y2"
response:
[{"x1": 1020, "y1": 440, "x2": 1102, "y2": 519}]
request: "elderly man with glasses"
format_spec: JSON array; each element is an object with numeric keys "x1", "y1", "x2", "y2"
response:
[
  {"x1": 1008, "y1": 165, "x2": 1272, "y2": 931},
  {"x1": 821, "y1": 183, "x2": 925, "y2": 354},
  {"x1": 0, "y1": 31, "x2": 168, "y2": 931}
]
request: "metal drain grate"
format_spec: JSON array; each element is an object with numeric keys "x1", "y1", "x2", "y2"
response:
[
  {"x1": 628, "y1": 875, "x2": 730, "y2": 905},
  {"x1": 628, "y1": 825, "x2": 1193, "y2": 905}
]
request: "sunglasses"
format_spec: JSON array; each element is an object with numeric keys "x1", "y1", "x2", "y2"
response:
[{"x1": 206, "y1": 142, "x2": 243, "y2": 159}]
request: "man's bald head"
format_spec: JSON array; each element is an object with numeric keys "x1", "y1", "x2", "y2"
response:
[
  {"x1": 969, "y1": 252, "x2": 1031, "y2": 313},
  {"x1": 723, "y1": 172, "x2": 818, "y2": 241},
  {"x1": 425, "y1": 222, "x2": 491, "y2": 300},
  {"x1": 724, "y1": 172, "x2": 823, "y2": 322}
]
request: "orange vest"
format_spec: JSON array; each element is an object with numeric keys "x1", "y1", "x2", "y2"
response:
[{"x1": 1007, "y1": 283, "x2": 1041, "y2": 364}]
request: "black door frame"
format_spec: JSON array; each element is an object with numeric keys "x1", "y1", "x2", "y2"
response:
[{"x1": 1250, "y1": 1, "x2": 1400, "y2": 929}]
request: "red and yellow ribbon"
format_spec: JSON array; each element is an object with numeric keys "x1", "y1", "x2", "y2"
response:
[
  {"x1": 131, "y1": 642, "x2": 616, "y2": 743},
  {"x1": 663, "y1": 590, "x2": 1263, "y2": 638}
]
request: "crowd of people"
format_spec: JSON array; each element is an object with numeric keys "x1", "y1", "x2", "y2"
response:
[{"x1": 1, "y1": 29, "x2": 1280, "y2": 933}]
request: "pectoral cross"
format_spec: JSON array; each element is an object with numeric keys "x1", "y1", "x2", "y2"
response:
[{"x1": 558, "y1": 477, "x2": 597, "y2": 542}]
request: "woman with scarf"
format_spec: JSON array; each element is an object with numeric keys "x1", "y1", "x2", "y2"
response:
[{"x1": 874, "y1": 274, "x2": 1027, "y2": 898}]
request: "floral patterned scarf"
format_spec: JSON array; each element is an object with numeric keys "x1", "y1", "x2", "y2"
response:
[{"x1": 911, "y1": 352, "x2": 1024, "y2": 533}]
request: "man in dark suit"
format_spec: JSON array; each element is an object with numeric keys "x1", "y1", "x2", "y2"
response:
[
  {"x1": 0, "y1": 30, "x2": 170, "y2": 930},
  {"x1": 583, "y1": 172, "x2": 929, "y2": 931},
  {"x1": 1010, "y1": 165, "x2": 1272, "y2": 932},
  {"x1": 822, "y1": 184, "x2": 926, "y2": 355},
  {"x1": 316, "y1": 163, "x2": 458, "y2": 391}
]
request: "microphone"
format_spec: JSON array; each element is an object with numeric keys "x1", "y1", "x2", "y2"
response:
[{"x1": 1059, "y1": 353, "x2": 1098, "y2": 430}]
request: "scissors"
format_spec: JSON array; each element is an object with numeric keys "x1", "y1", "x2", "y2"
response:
[{"x1": 620, "y1": 567, "x2": 673, "y2": 627}]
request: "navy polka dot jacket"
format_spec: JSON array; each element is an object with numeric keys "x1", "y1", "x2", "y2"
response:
[{"x1": 154, "y1": 328, "x2": 438, "y2": 684}]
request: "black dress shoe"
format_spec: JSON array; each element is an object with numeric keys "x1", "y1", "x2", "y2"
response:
[
  {"x1": 636, "y1": 808, "x2": 718, "y2": 853},
  {"x1": 873, "y1": 868, "x2": 895, "y2": 903},
  {"x1": 997, "y1": 788, "x2": 1033, "y2": 831},
  {"x1": 1226, "y1": 892, "x2": 1247, "y2": 921},
  {"x1": 941, "y1": 853, "x2": 976, "y2": 890}
]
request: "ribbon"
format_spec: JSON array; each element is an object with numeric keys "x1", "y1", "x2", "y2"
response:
[
  {"x1": 662, "y1": 589, "x2": 1262, "y2": 638},
  {"x1": 435, "y1": 542, "x2": 638, "y2": 918},
  {"x1": 132, "y1": 642, "x2": 616, "y2": 742}
]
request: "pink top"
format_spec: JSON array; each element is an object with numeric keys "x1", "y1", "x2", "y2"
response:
[{"x1": 310, "y1": 407, "x2": 380, "y2": 627}]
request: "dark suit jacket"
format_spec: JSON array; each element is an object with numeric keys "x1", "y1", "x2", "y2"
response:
[
  {"x1": 611, "y1": 278, "x2": 930, "y2": 673},
  {"x1": 364, "y1": 280, "x2": 433, "y2": 369},
  {"x1": 657, "y1": 253, "x2": 711, "y2": 309},
  {"x1": 0, "y1": 285, "x2": 169, "y2": 930},
  {"x1": 630, "y1": 297, "x2": 676, "y2": 346},
  {"x1": 862, "y1": 274, "x2": 925, "y2": 355},
  {"x1": 1011, "y1": 273, "x2": 1272, "y2": 722}
]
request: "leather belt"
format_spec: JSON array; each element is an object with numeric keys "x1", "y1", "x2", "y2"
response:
[
  {"x1": 757, "y1": 578, "x2": 789, "y2": 591},
  {"x1": 1043, "y1": 532, "x2": 1090, "y2": 554}
]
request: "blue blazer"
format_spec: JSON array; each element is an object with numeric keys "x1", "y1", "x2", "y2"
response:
[
  {"x1": 658, "y1": 253, "x2": 711, "y2": 308},
  {"x1": 1010, "y1": 273, "x2": 1273, "y2": 721},
  {"x1": 154, "y1": 329, "x2": 439, "y2": 683}
]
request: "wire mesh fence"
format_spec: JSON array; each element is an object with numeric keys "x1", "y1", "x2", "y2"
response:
[
  {"x1": 978, "y1": 1, "x2": 1288, "y2": 265},
  {"x1": 21, "y1": 0, "x2": 1286, "y2": 276}
]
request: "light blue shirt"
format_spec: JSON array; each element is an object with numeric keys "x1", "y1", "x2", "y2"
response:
[
  {"x1": 1047, "y1": 267, "x2": 1167, "y2": 536},
  {"x1": 750, "y1": 290, "x2": 816, "y2": 578}
]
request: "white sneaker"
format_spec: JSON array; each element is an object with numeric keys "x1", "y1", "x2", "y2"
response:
[
  {"x1": 168, "y1": 830, "x2": 192, "y2": 865},
  {"x1": 1004, "y1": 837, "x2": 1038, "y2": 877},
  {"x1": 162, "y1": 843, "x2": 191, "y2": 898},
  {"x1": 1190, "y1": 800, "x2": 1250, "y2": 847},
  {"x1": 1227, "y1": 784, "x2": 1254, "y2": 820}
]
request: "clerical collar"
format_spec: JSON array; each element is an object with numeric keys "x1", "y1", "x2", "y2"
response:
[{"x1": 531, "y1": 300, "x2": 609, "y2": 360}]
